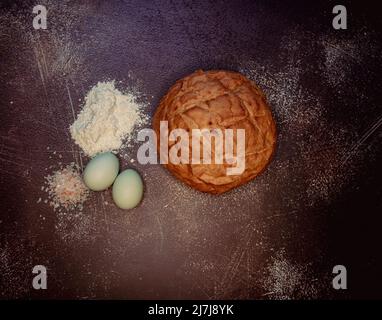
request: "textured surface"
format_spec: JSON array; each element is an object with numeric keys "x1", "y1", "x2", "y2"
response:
[
  {"x1": 0, "y1": 0, "x2": 381, "y2": 299},
  {"x1": 153, "y1": 70, "x2": 276, "y2": 194}
]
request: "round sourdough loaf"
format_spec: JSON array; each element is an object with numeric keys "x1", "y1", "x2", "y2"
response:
[{"x1": 153, "y1": 70, "x2": 276, "y2": 194}]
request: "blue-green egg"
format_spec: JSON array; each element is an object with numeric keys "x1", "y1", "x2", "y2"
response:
[
  {"x1": 112, "y1": 169, "x2": 143, "y2": 209},
  {"x1": 83, "y1": 152, "x2": 119, "y2": 191}
]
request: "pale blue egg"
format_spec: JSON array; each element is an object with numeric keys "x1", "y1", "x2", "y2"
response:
[
  {"x1": 112, "y1": 169, "x2": 143, "y2": 209},
  {"x1": 83, "y1": 152, "x2": 119, "y2": 191}
]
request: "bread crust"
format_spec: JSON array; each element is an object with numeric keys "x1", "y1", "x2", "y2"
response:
[{"x1": 153, "y1": 70, "x2": 277, "y2": 194}]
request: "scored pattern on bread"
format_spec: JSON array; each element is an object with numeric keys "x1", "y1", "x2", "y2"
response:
[{"x1": 153, "y1": 70, "x2": 277, "y2": 194}]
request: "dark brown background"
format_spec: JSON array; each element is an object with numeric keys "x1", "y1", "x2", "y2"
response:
[{"x1": 0, "y1": 0, "x2": 381, "y2": 299}]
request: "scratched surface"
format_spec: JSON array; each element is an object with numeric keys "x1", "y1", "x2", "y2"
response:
[{"x1": 0, "y1": 0, "x2": 381, "y2": 299}]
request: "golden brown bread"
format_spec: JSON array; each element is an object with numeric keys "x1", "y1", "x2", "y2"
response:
[{"x1": 153, "y1": 70, "x2": 277, "y2": 194}]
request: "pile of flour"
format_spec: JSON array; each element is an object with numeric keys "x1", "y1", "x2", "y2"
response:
[{"x1": 70, "y1": 81, "x2": 146, "y2": 157}]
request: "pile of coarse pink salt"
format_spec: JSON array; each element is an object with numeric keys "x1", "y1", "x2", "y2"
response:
[{"x1": 42, "y1": 163, "x2": 89, "y2": 212}]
